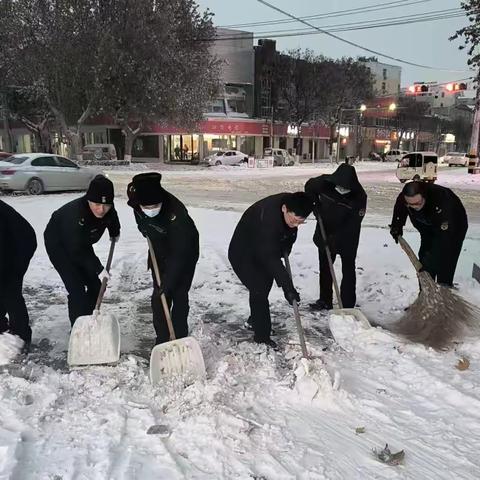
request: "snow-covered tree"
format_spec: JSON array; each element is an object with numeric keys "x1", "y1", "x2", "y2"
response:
[{"x1": 95, "y1": 0, "x2": 220, "y2": 161}]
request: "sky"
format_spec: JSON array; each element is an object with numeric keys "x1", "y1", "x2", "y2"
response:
[{"x1": 195, "y1": 0, "x2": 473, "y2": 88}]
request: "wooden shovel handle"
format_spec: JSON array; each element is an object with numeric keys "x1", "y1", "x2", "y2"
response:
[
  {"x1": 313, "y1": 209, "x2": 343, "y2": 309},
  {"x1": 398, "y1": 235, "x2": 423, "y2": 272},
  {"x1": 283, "y1": 253, "x2": 308, "y2": 358},
  {"x1": 147, "y1": 237, "x2": 176, "y2": 341},
  {"x1": 94, "y1": 238, "x2": 116, "y2": 311}
]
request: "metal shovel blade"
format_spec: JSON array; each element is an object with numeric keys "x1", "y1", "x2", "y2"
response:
[
  {"x1": 67, "y1": 312, "x2": 121, "y2": 366},
  {"x1": 328, "y1": 308, "x2": 371, "y2": 349},
  {"x1": 150, "y1": 336, "x2": 206, "y2": 385}
]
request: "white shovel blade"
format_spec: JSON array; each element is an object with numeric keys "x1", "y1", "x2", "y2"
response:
[
  {"x1": 67, "y1": 312, "x2": 120, "y2": 366},
  {"x1": 328, "y1": 308, "x2": 371, "y2": 351},
  {"x1": 150, "y1": 336, "x2": 206, "y2": 385}
]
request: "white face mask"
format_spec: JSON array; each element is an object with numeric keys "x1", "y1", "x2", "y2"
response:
[
  {"x1": 141, "y1": 206, "x2": 161, "y2": 218},
  {"x1": 335, "y1": 185, "x2": 351, "y2": 195}
]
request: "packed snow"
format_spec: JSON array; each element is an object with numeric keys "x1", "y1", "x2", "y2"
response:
[{"x1": 1, "y1": 166, "x2": 480, "y2": 478}]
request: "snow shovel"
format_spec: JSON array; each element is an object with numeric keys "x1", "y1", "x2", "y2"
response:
[
  {"x1": 393, "y1": 235, "x2": 480, "y2": 349},
  {"x1": 147, "y1": 237, "x2": 206, "y2": 385},
  {"x1": 313, "y1": 210, "x2": 371, "y2": 345},
  {"x1": 67, "y1": 239, "x2": 120, "y2": 366},
  {"x1": 283, "y1": 253, "x2": 308, "y2": 358}
]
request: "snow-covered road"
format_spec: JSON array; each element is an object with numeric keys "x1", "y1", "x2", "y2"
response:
[{"x1": 1, "y1": 168, "x2": 480, "y2": 478}]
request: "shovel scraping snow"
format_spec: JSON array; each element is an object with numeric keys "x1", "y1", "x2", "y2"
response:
[
  {"x1": 313, "y1": 210, "x2": 371, "y2": 347},
  {"x1": 68, "y1": 239, "x2": 120, "y2": 366},
  {"x1": 147, "y1": 238, "x2": 206, "y2": 385}
]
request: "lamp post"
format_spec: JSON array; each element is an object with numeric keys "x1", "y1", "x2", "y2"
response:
[{"x1": 336, "y1": 103, "x2": 398, "y2": 163}]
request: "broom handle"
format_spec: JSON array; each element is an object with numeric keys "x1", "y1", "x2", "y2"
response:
[
  {"x1": 398, "y1": 235, "x2": 423, "y2": 272},
  {"x1": 283, "y1": 254, "x2": 309, "y2": 358},
  {"x1": 94, "y1": 238, "x2": 116, "y2": 311},
  {"x1": 314, "y1": 208, "x2": 343, "y2": 309},
  {"x1": 147, "y1": 237, "x2": 176, "y2": 341}
]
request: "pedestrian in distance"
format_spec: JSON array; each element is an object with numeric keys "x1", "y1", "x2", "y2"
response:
[
  {"x1": 44, "y1": 175, "x2": 120, "y2": 326},
  {"x1": 305, "y1": 163, "x2": 367, "y2": 311},
  {"x1": 228, "y1": 192, "x2": 313, "y2": 349},
  {"x1": 0, "y1": 200, "x2": 37, "y2": 347},
  {"x1": 390, "y1": 180, "x2": 468, "y2": 286},
  {"x1": 127, "y1": 172, "x2": 199, "y2": 346}
]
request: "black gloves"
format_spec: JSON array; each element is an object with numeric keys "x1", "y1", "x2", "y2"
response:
[
  {"x1": 283, "y1": 287, "x2": 300, "y2": 305},
  {"x1": 389, "y1": 224, "x2": 403, "y2": 244}
]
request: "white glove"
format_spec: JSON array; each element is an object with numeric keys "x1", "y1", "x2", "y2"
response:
[{"x1": 98, "y1": 268, "x2": 111, "y2": 282}]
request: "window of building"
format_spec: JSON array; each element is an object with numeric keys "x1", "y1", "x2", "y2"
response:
[
  {"x1": 206, "y1": 99, "x2": 225, "y2": 114},
  {"x1": 383, "y1": 68, "x2": 387, "y2": 80},
  {"x1": 167, "y1": 134, "x2": 200, "y2": 162},
  {"x1": 227, "y1": 99, "x2": 246, "y2": 113},
  {"x1": 381, "y1": 82, "x2": 386, "y2": 93},
  {"x1": 132, "y1": 135, "x2": 159, "y2": 158}
]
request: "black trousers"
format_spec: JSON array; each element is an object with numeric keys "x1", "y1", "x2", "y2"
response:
[
  {"x1": 318, "y1": 245, "x2": 357, "y2": 308},
  {"x1": 151, "y1": 265, "x2": 196, "y2": 344},
  {"x1": 229, "y1": 253, "x2": 274, "y2": 341},
  {"x1": 0, "y1": 266, "x2": 32, "y2": 343},
  {"x1": 51, "y1": 260, "x2": 101, "y2": 326},
  {"x1": 419, "y1": 231, "x2": 466, "y2": 286}
]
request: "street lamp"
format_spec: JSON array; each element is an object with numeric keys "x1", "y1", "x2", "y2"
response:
[{"x1": 336, "y1": 105, "x2": 366, "y2": 163}]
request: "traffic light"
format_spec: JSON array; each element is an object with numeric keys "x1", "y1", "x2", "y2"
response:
[
  {"x1": 408, "y1": 84, "x2": 429, "y2": 94},
  {"x1": 445, "y1": 82, "x2": 468, "y2": 92}
]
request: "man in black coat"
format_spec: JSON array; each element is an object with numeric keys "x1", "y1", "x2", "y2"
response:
[
  {"x1": 44, "y1": 175, "x2": 120, "y2": 325},
  {"x1": 390, "y1": 180, "x2": 468, "y2": 286},
  {"x1": 127, "y1": 172, "x2": 199, "y2": 345},
  {"x1": 228, "y1": 192, "x2": 313, "y2": 348},
  {"x1": 305, "y1": 163, "x2": 367, "y2": 310},
  {"x1": 0, "y1": 200, "x2": 37, "y2": 344}
]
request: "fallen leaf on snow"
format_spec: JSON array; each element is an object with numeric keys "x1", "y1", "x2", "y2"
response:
[{"x1": 456, "y1": 358, "x2": 470, "y2": 371}]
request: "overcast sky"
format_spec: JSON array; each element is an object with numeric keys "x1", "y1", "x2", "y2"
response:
[{"x1": 196, "y1": 0, "x2": 472, "y2": 89}]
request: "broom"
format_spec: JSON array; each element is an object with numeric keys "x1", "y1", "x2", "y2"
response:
[{"x1": 392, "y1": 236, "x2": 480, "y2": 350}]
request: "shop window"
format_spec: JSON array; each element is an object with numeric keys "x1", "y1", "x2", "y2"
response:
[{"x1": 133, "y1": 135, "x2": 159, "y2": 158}]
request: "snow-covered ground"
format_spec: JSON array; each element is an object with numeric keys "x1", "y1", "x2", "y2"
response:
[{"x1": 1, "y1": 172, "x2": 480, "y2": 478}]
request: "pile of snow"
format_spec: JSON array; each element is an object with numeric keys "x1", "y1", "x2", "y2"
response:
[{"x1": 0, "y1": 333, "x2": 23, "y2": 365}]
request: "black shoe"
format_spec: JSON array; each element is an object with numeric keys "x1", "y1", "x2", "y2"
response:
[
  {"x1": 309, "y1": 299, "x2": 333, "y2": 311},
  {"x1": 254, "y1": 337, "x2": 279, "y2": 350}
]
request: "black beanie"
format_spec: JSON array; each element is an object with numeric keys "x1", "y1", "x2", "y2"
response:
[
  {"x1": 86, "y1": 175, "x2": 114, "y2": 204},
  {"x1": 284, "y1": 192, "x2": 313, "y2": 218},
  {"x1": 132, "y1": 172, "x2": 165, "y2": 205}
]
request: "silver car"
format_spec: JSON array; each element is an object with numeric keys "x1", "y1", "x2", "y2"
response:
[{"x1": 0, "y1": 153, "x2": 101, "y2": 195}]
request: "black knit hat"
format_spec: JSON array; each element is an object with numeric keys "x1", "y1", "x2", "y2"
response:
[
  {"x1": 284, "y1": 192, "x2": 313, "y2": 218},
  {"x1": 132, "y1": 172, "x2": 165, "y2": 205},
  {"x1": 86, "y1": 175, "x2": 114, "y2": 204}
]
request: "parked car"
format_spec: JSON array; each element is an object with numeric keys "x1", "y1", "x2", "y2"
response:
[
  {"x1": 0, "y1": 153, "x2": 101, "y2": 195},
  {"x1": 445, "y1": 152, "x2": 468, "y2": 167},
  {"x1": 0, "y1": 152, "x2": 12, "y2": 160},
  {"x1": 206, "y1": 150, "x2": 248, "y2": 166},
  {"x1": 383, "y1": 149, "x2": 408, "y2": 162},
  {"x1": 263, "y1": 148, "x2": 295, "y2": 166},
  {"x1": 396, "y1": 151, "x2": 438, "y2": 183},
  {"x1": 82, "y1": 143, "x2": 117, "y2": 162}
]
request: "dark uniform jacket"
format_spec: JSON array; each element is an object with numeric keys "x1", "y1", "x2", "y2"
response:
[
  {"x1": 127, "y1": 189, "x2": 199, "y2": 294},
  {"x1": 391, "y1": 183, "x2": 467, "y2": 236},
  {"x1": 305, "y1": 164, "x2": 367, "y2": 252},
  {"x1": 228, "y1": 193, "x2": 297, "y2": 291},
  {"x1": 0, "y1": 200, "x2": 37, "y2": 285},
  {"x1": 44, "y1": 196, "x2": 120, "y2": 276},
  {"x1": 390, "y1": 183, "x2": 468, "y2": 280}
]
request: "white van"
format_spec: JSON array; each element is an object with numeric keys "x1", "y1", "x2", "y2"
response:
[
  {"x1": 263, "y1": 148, "x2": 295, "y2": 166},
  {"x1": 396, "y1": 151, "x2": 438, "y2": 183}
]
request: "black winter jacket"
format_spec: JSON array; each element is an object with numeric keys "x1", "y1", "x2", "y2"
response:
[
  {"x1": 44, "y1": 196, "x2": 120, "y2": 276},
  {"x1": 228, "y1": 193, "x2": 297, "y2": 291},
  {"x1": 305, "y1": 164, "x2": 367, "y2": 251},
  {"x1": 0, "y1": 200, "x2": 37, "y2": 284},
  {"x1": 391, "y1": 183, "x2": 467, "y2": 237},
  {"x1": 127, "y1": 189, "x2": 199, "y2": 293}
]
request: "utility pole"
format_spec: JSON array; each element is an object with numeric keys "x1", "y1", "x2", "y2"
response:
[{"x1": 468, "y1": 74, "x2": 480, "y2": 159}]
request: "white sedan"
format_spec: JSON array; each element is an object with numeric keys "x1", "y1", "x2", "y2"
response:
[
  {"x1": 0, "y1": 153, "x2": 101, "y2": 195},
  {"x1": 207, "y1": 150, "x2": 248, "y2": 166},
  {"x1": 445, "y1": 152, "x2": 468, "y2": 167}
]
